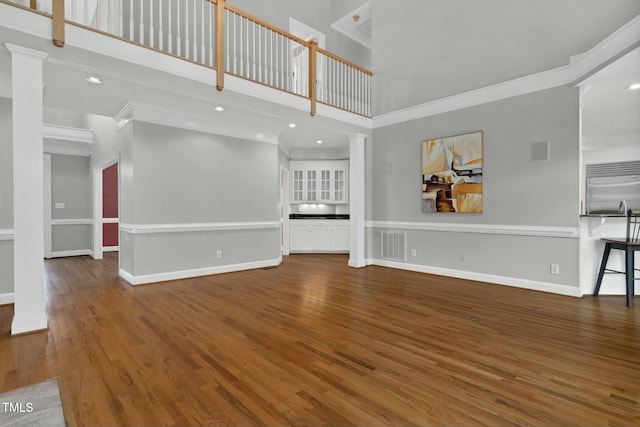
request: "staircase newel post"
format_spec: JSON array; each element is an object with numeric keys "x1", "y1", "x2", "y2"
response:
[
  {"x1": 52, "y1": 0, "x2": 65, "y2": 47},
  {"x1": 215, "y1": 0, "x2": 225, "y2": 90}
]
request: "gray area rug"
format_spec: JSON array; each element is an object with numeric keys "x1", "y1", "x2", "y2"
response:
[{"x1": 0, "y1": 379, "x2": 66, "y2": 426}]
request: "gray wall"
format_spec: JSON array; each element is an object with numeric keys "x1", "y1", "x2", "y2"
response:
[
  {"x1": 50, "y1": 154, "x2": 92, "y2": 254},
  {"x1": 51, "y1": 154, "x2": 91, "y2": 220},
  {"x1": 120, "y1": 121, "x2": 280, "y2": 276},
  {"x1": 370, "y1": 86, "x2": 581, "y2": 286},
  {"x1": 0, "y1": 97, "x2": 13, "y2": 295}
]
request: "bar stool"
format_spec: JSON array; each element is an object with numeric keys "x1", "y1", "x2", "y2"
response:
[{"x1": 593, "y1": 210, "x2": 640, "y2": 307}]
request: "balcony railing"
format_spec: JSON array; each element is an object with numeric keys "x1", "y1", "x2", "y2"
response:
[{"x1": 3, "y1": 0, "x2": 372, "y2": 117}]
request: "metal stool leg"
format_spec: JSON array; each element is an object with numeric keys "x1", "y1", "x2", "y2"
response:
[
  {"x1": 594, "y1": 243, "x2": 611, "y2": 296},
  {"x1": 625, "y1": 248, "x2": 636, "y2": 307}
]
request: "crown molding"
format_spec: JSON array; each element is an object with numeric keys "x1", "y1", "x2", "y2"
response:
[
  {"x1": 43, "y1": 124, "x2": 94, "y2": 156},
  {"x1": 373, "y1": 14, "x2": 640, "y2": 129},
  {"x1": 114, "y1": 101, "x2": 281, "y2": 144}
]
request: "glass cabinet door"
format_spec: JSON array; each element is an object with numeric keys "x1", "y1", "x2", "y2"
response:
[
  {"x1": 293, "y1": 169, "x2": 304, "y2": 202},
  {"x1": 334, "y1": 169, "x2": 345, "y2": 202},
  {"x1": 306, "y1": 170, "x2": 317, "y2": 201}
]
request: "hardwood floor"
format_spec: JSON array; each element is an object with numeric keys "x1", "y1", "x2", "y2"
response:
[{"x1": 1, "y1": 253, "x2": 639, "y2": 426}]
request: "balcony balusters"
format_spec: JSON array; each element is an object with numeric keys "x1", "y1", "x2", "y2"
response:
[{"x1": 3, "y1": 0, "x2": 372, "y2": 117}]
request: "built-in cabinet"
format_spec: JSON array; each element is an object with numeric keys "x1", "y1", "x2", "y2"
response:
[
  {"x1": 290, "y1": 220, "x2": 349, "y2": 252},
  {"x1": 291, "y1": 161, "x2": 348, "y2": 204}
]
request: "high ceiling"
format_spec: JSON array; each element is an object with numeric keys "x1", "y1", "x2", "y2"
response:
[
  {"x1": 371, "y1": 0, "x2": 640, "y2": 115},
  {"x1": 0, "y1": 1, "x2": 638, "y2": 155},
  {"x1": 581, "y1": 47, "x2": 640, "y2": 150}
]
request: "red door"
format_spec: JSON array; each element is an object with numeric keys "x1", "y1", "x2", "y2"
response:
[{"x1": 102, "y1": 163, "x2": 118, "y2": 249}]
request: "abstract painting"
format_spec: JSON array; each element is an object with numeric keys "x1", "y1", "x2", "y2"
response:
[{"x1": 422, "y1": 131, "x2": 483, "y2": 213}]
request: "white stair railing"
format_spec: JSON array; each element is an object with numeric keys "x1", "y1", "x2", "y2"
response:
[{"x1": 4, "y1": 0, "x2": 372, "y2": 117}]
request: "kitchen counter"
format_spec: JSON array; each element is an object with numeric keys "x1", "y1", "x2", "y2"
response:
[
  {"x1": 580, "y1": 213, "x2": 626, "y2": 218},
  {"x1": 290, "y1": 214, "x2": 350, "y2": 220}
]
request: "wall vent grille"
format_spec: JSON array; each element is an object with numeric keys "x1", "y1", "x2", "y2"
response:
[
  {"x1": 586, "y1": 161, "x2": 640, "y2": 178},
  {"x1": 381, "y1": 231, "x2": 407, "y2": 262}
]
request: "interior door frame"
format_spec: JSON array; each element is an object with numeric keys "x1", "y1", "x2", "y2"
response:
[
  {"x1": 281, "y1": 164, "x2": 290, "y2": 256},
  {"x1": 92, "y1": 152, "x2": 119, "y2": 260}
]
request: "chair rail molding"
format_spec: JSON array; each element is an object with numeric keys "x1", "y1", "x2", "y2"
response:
[
  {"x1": 0, "y1": 229, "x2": 15, "y2": 241},
  {"x1": 119, "y1": 221, "x2": 280, "y2": 234},
  {"x1": 367, "y1": 221, "x2": 580, "y2": 239}
]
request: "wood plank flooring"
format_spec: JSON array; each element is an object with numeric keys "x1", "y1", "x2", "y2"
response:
[{"x1": 0, "y1": 253, "x2": 639, "y2": 426}]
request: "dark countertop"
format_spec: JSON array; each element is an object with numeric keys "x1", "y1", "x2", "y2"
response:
[
  {"x1": 580, "y1": 213, "x2": 627, "y2": 218},
  {"x1": 290, "y1": 214, "x2": 350, "y2": 220}
]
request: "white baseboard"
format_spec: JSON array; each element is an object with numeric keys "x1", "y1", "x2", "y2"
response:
[
  {"x1": 49, "y1": 249, "x2": 94, "y2": 258},
  {"x1": 102, "y1": 246, "x2": 119, "y2": 252},
  {"x1": 119, "y1": 257, "x2": 283, "y2": 286},
  {"x1": 348, "y1": 259, "x2": 367, "y2": 268},
  {"x1": 0, "y1": 292, "x2": 14, "y2": 305},
  {"x1": 368, "y1": 258, "x2": 582, "y2": 298},
  {"x1": 11, "y1": 316, "x2": 48, "y2": 335}
]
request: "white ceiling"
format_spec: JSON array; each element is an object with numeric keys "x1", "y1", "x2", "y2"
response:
[
  {"x1": 331, "y1": 1, "x2": 372, "y2": 49},
  {"x1": 581, "y1": 47, "x2": 640, "y2": 150},
  {"x1": 0, "y1": 25, "x2": 360, "y2": 159},
  {"x1": 1, "y1": 3, "x2": 638, "y2": 156}
]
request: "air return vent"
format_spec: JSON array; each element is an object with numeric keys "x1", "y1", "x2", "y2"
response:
[
  {"x1": 586, "y1": 161, "x2": 640, "y2": 178},
  {"x1": 381, "y1": 231, "x2": 407, "y2": 262}
]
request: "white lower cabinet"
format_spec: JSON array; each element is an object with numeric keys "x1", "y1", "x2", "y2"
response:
[
  {"x1": 290, "y1": 220, "x2": 349, "y2": 252},
  {"x1": 330, "y1": 225, "x2": 350, "y2": 251}
]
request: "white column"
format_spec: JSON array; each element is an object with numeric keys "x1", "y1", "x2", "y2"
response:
[
  {"x1": 349, "y1": 132, "x2": 367, "y2": 268},
  {"x1": 6, "y1": 43, "x2": 48, "y2": 336}
]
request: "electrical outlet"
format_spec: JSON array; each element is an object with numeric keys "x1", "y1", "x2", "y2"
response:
[
  {"x1": 410, "y1": 249, "x2": 417, "y2": 257},
  {"x1": 459, "y1": 253, "x2": 466, "y2": 262},
  {"x1": 550, "y1": 264, "x2": 560, "y2": 274},
  {"x1": 216, "y1": 250, "x2": 223, "y2": 259}
]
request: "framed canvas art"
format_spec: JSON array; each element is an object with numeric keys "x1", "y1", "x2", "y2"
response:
[{"x1": 422, "y1": 131, "x2": 483, "y2": 213}]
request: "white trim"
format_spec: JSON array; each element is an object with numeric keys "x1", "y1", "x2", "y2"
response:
[
  {"x1": 349, "y1": 133, "x2": 367, "y2": 268},
  {"x1": 367, "y1": 221, "x2": 580, "y2": 239},
  {"x1": 102, "y1": 217, "x2": 119, "y2": 224},
  {"x1": 0, "y1": 229, "x2": 14, "y2": 241},
  {"x1": 373, "y1": 14, "x2": 640, "y2": 129},
  {"x1": 43, "y1": 124, "x2": 93, "y2": 157},
  {"x1": 0, "y1": 293, "x2": 14, "y2": 305},
  {"x1": 92, "y1": 153, "x2": 120, "y2": 260},
  {"x1": 120, "y1": 257, "x2": 283, "y2": 286},
  {"x1": 115, "y1": 101, "x2": 282, "y2": 144},
  {"x1": 4, "y1": 43, "x2": 48, "y2": 60},
  {"x1": 102, "y1": 246, "x2": 119, "y2": 252},
  {"x1": 119, "y1": 221, "x2": 280, "y2": 234},
  {"x1": 50, "y1": 249, "x2": 94, "y2": 258},
  {"x1": 11, "y1": 317, "x2": 48, "y2": 335},
  {"x1": 369, "y1": 258, "x2": 582, "y2": 298},
  {"x1": 44, "y1": 153, "x2": 52, "y2": 258},
  {"x1": 51, "y1": 219, "x2": 94, "y2": 226}
]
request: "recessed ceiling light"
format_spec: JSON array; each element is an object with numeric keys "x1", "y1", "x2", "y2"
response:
[
  {"x1": 289, "y1": 123, "x2": 296, "y2": 128},
  {"x1": 86, "y1": 76, "x2": 102, "y2": 84},
  {"x1": 317, "y1": 140, "x2": 323, "y2": 144},
  {"x1": 629, "y1": 83, "x2": 640, "y2": 90},
  {"x1": 214, "y1": 106, "x2": 225, "y2": 112}
]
